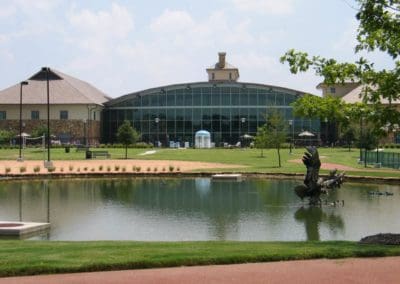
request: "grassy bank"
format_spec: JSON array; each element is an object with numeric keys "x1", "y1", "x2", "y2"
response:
[
  {"x1": 1, "y1": 147, "x2": 399, "y2": 178},
  {"x1": 0, "y1": 241, "x2": 399, "y2": 277}
]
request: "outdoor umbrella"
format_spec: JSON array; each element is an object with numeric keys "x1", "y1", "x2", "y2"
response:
[{"x1": 298, "y1": 131, "x2": 315, "y2": 137}]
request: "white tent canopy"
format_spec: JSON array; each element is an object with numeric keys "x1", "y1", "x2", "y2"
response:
[
  {"x1": 195, "y1": 130, "x2": 211, "y2": 148},
  {"x1": 298, "y1": 131, "x2": 315, "y2": 137}
]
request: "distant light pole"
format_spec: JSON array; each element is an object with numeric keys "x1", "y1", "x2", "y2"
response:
[
  {"x1": 324, "y1": 117, "x2": 328, "y2": 146},
  {"x1": 155, "y1": 117, "x2": 160, "y2": 147},
  {"x1": 44, "y1": 67, "x2": 52, "y2": 168},
  {"x1": 17, "y1": 81, "x2": 29, "y2": 162},
  {"x1": 240, "y1": 117, "x2": 246, "y2": 146},
  {"x1": 288, "y1": 119, "x2": 293, "y2": 154}
]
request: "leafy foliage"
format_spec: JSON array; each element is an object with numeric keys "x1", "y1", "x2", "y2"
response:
[
  {"x1": 255, "y1": 111, "x2": 287, "y2": 167},
  {"x1": 0, "y1": 130, "x2": 14, "y2": 145},
  {"x1": 280, "y1": 0, "x2": 400, "y2": 130},
  {"x1": 117, "y1": 120, "x2": 140, "y2": 159}
]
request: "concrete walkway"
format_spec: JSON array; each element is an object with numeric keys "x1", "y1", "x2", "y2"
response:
[{"x1": 1, "y1": 257, "x2": 399, "y2": 284}]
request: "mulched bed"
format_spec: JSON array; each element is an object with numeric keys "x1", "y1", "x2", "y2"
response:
[{"x1": 359, "y1": 233, "x2": 400, "y2": 245}]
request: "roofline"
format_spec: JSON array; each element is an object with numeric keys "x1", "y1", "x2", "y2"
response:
[{"x1": 106, "y1": 81, "x2": 317, "y2": 106}]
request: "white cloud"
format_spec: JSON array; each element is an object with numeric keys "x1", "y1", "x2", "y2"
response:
[
  {"x1": 149, "y1": 9, "x2": 194, "y2": 33},
  {"x1": 232, "y1": 0, "x2": 294, "y2": 15},
  {"x1": 332, "y1": 19, "x2": 358, "y2": 52},
  {"x1": 67, "y1": 3, "x2": 134, "y2": 55},
  {"x1": 14, "y1": 0, "x2": 60, "y2": 13},
  {"x1": 0, "y1": 5, "x2": 16, "y2": 18}
]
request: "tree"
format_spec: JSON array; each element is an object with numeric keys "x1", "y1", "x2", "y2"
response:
[
  {"x1": 280, "y1": 0, "x2": 400, "y2": 134},
  {"x1": 0, "y1": 129, "x2": 14, "y2": 145},
  {"x1": 31, "y1": 125, "x2": 49, "y2": 138},
  {"x1": 292, "y1": 94, "x2": 347, "y2": 143},
  {"x1": 117, "y1": 120, "x2": 140, "y2": 159},
  {"x1": 254, "y1": 124, "x2": 268, "y2": 158},
  {"x1": 255, "y1": 111, "x2": 287, "y2": 167}
]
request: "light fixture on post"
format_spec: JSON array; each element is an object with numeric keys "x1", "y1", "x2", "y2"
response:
[
  {"x1": 288, "y1": 119, "x2": 293, "y2": 154},
  {"x1": 17, "y1": 81, "x2": 29, "y2": 162},
  {"x1": 29, "y1": 67, "x2": 62, "y2": 168},
  {"x1": 240, "y1": 117, "x2": 246, "y2": 142},
  {"x1": 155, "y1": 117, "x2": 160, "y2": 147},
  {"x1": 324, "y1": 117, "x2": 328, "y2": 146},
  {"x1": 45, "y1": 67, "x2": 52, "y2": 168}
]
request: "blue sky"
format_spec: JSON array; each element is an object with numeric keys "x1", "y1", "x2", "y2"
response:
[{"x1": 0, "y1": 0, "x2": 394, "y2": 97}]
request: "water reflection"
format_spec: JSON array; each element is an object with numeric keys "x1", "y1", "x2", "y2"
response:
[
  {"x1": 294, "y1": 207, "x2": 344, "y2": 241},
  {"x1": 0, "y1": 178, "x2": 398, "y2": 241}
]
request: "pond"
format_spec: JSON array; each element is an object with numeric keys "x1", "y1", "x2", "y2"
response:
[{"x1": 0, "y1": 177, "x2": 399, "y2": 241}]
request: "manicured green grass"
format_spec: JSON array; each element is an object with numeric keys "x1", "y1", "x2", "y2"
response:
[
  {"x1": 0, "y1": 240, "x2": 399, "y2": 277},
  {"x1": 0, "y1": 147, "x2": 399, "y2": 177}
]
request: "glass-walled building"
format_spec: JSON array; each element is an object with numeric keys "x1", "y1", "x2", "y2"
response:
[{"x1": 102, "y1": 53, "x2": 320, "y2": 145}]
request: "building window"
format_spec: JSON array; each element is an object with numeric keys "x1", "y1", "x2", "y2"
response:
[
  {"x1": 60, "y1": 110, "x2": 68, "y2": 120},
  {"x1": 229, "y1": 73, "x2": 232, "y2": 80},
  {"x1": 93, "y1": 111, "x2": 96, "y2": 121},
  {"x1": 212, "y1": 73, "x2": 215, "y2": 80},
  {"x1": 31, "y1": 110, "x2": 40, "y2": 120},
  {"x1": 330, "y1": 87, "x2": 336, "y2": 94},
  {"x1": 0, "y1": 111, "x2": 6, "y2": 120}
]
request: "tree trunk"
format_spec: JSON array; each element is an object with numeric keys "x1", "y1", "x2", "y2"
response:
[{"x1": 277, "y1": 147, "x2": 281, "y2": 167}]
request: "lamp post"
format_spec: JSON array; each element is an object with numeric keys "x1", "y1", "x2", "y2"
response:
[
  {"x1": 45, "y1": 67, "x2": 52, "y2": 168},
  {"x1": 324, "y1": 117, "x2": 328, "y2": 146},
  {"x1": 18, "y1": 81, "x2": 29, "y2": 162},
  {"x1": 155, "y1": 117, "x2": 160, "y2": 147},
  {"x1": 288, "y1": 119, "x2": 293, "y2": 154}
]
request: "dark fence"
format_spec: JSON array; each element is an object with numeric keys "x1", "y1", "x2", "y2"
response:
[{"x1": 360, "y1": 150, "x2": 400, "y2": 169}]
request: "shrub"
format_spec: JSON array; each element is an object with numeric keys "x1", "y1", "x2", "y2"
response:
[
  {"x1": 122, "y1": 166, "x2": 126, "y2": 172},
  {"x1": 33, "y1": 165, "x2": 40, "y2": 173},
  {"x1": 19, "y1": 166, "x2": 26, "y2": 173},
  {"x1": 5, "y1": 167, "x2": 11, "y2": 174},
  {"x1": 107, "y1": 166, "x2": 111, "y2": 172},
  {"x1": 99, "y1": 165, "x2": 103, "y2": 171},
  {"x1": 47, "y1": 166, "x2": 56, "y2": 173},
  {"x1": 162, "y1": 167, "x2": 166, "y2": 172},
  {"x1": 177, "y1": 166, "x2": 181, "y2": 172},
  {"x1": 77, "y1": 167, "x2": 80, "y2": 172},
  {"x1": 153, "y1": 167, "x2": 158, "y2": 172},
  {"x1": 169, "y1": 165, "x2": 174, "y2": 172},
  {"x1": 147, "y1": 166, "x2": 151, "y2": 172},
  {"x1": 114, "y1": 165, "x2": 120, "y2": 171},
  {"x1": 83, "y1": 167, "x2": 88, "y2": 171},
  {"x1": 69, "y1": 165, "x2": 74, "y2": 171},
  {"x1": 60, "y1": 167, "x2": 64, "y2": 172},
  {"x1": 91, "y1": 168, "x2": 95, "y2": 172},
  {"x1": 135, "y1": 166, "x2": 141, "y2": 172}
]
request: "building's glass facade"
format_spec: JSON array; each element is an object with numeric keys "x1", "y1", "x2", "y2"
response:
[{"x1": 102, "y1": 82, "x2": 320, "y2": 145}]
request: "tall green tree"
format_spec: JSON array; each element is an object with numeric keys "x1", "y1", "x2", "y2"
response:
[
  {"x1": 280, "y1": 0, "x2": 400, "y2": 134},
  {"x1": 254, "y1": 124, "x2": 268, "y2": 158},
  {"x1": 255, "y1": 111, "x2": 287, "y2": 167},
  {"x1": 0, "y1": 129, "x2": 14, "y2": 145},
  {"x1": 117, "y1": 120, "x2": 140, "y2": 159}
]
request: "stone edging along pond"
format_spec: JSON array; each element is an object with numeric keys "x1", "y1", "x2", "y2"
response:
[{"x1": 0, "y1": 171, "x2": 399, "y2": 185}]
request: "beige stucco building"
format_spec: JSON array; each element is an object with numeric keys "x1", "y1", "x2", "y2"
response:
[
  {"x1": 317, "y1": 81, "x2": 400, "y2": 143},
  {"x1": 0, "y1": 67, "x2": 110, "y2": 144}
]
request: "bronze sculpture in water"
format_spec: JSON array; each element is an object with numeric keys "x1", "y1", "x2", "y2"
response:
[{"x1": 294, "y1": 147, "x2": 345, "y2": 205}]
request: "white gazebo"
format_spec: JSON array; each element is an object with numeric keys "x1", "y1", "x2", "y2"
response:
[{"x1": 195, "y1": 130, "x2": 211, "y2": 148}]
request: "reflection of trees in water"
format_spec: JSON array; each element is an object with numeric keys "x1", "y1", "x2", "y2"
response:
[{"x1": 294, "y1": 207, "x2": 344, "y2": 241}]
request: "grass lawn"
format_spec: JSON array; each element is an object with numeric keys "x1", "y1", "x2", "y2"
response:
[
  {"x1": 0, "y1": 240, "x2": 399, "y2": 277},
  {"x1": 0, "y1": 147, "x2": 399, "y2": 177}
]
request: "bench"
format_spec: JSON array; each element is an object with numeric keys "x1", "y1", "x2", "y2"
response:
[
  {"x1": 91, "y1": 151, "x2": 111, "y2": 159},
  {"x1": 76, "y1": 145, "x2": 88, "y2": 152}
]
